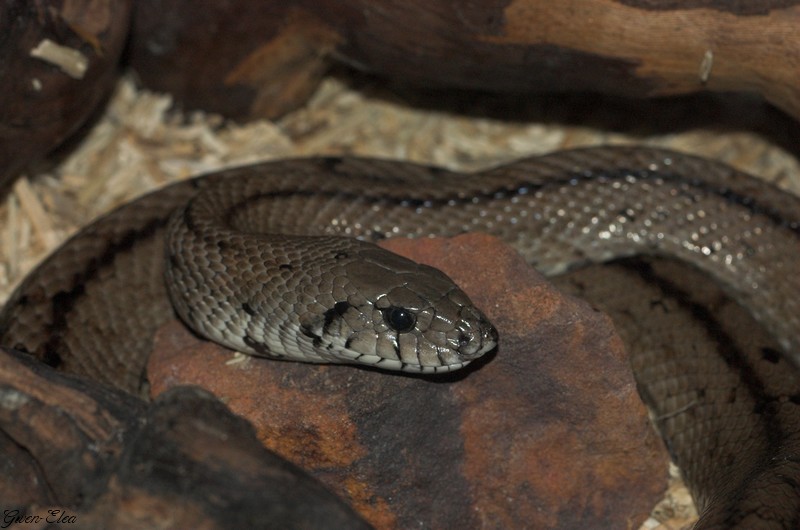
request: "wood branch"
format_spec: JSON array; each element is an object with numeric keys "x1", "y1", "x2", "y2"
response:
[
  {"x1": 0, "y1": 1, "x2": 132, "y2": 191},
  {"x1": 127, "y1": 1, "x2": 800, "y2": 120},
  {"x1": 0, "y1": 347, "x2": 371, "y2": 529}
]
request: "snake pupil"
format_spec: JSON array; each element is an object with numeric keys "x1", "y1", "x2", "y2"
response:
[{"x1": 384, "y1": 306, "x2": 416, "y2": 333}]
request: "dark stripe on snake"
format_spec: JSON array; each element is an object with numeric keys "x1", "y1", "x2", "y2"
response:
[
  {"x1": 762, "y1": 347, "x2": 782, "y2": 364},
  {"x1": 616, "y1": 259, "x2": 790, "y2": 452},
  {"x1": 323, "y1": 302, "x2": 352, "y2": 334},
  {"x1": 300, "y1": 323, "x2": 320, "y2": 341},
  {"x1": 613, "y1": 0, "x2": 800, "y2": 16},
  {"x1": 182, "y1": 198, "x2": 199, "y2": 232},
  {"x1": 243, "y1": 334, "x2": 274, "y2": 357},
  {"x1": 42, "y1": 218, "x2": 170, "y2": 367},
  {"x1": 220, "y1": 169, "x2": 800, "y2": 237}
]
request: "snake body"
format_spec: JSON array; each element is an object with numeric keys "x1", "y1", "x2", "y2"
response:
[{"x1": 1, "y1": 147, "x2": 799, "y2": 527}]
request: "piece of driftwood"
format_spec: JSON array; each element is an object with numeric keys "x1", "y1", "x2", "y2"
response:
[
  {"x1": 0, "y1": 0, "x2": 132, "y2": 191},
  {"x1": 127, "y1": 1, "x2": 800, "y2": 121},
  {"x1": 0, "y1": 347, "x2": 371, "y2": 529}
]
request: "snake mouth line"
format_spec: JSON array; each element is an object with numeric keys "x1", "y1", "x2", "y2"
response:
[{"x1": 348, "y1": 353, "x2": 470, "y2": 373}]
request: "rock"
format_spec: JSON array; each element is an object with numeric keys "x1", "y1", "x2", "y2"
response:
[{"x1": 148, "y1": 233, "x2": 669, "y2": 529}]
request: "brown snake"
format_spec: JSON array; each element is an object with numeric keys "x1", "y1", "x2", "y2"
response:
[{"x1": 1, "y1": 147, "x2": 799, "y2": 528}]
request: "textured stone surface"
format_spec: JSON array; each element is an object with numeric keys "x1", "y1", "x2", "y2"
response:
[{"x1": 149, "y1": 233, "x2": 669, "y2": 529}]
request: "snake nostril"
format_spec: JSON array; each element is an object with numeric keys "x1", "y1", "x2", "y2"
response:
[
  {"x1": 456, "y1": 321, "x2": 498, "y2": 358},
  {"x1": 457, "y1": 331, "x2": 481, "y2": 356}
]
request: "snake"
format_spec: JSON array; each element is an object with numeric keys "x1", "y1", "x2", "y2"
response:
[{"x1": 1, "y1": 146, "x2": 798, "y2": 528}]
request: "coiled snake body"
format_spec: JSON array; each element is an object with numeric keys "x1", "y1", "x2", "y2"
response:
[{"x1": 1, "y1": 147, "x2": 799, "y2": 528}]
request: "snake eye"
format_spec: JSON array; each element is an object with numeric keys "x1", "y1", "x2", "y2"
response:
[{"x1": 383, "y1": 306, "x2": 416, "y2": 333}]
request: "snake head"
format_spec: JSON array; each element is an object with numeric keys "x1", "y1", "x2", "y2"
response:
[
  {"x1": 299, "y1": 245, "x2": 498, "y2": 373},
  {"x1": 167, "y1": 221, "x2": 496, "y2": 373}
]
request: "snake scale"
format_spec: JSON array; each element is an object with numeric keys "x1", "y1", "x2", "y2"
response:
[{"x1": 1, "y1": 147, "x2": 799, "y2": 528}]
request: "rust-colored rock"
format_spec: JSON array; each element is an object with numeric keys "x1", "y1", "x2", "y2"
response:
[
  {"x1": 148, "y1": 233, "x2": 669, "y2": 529},
  {"x1": 128, "y1": 1, "x2": 800, "y2": 120},
  {"x1": 0, "y1": 1, "x2": 132, "y2": 191}
]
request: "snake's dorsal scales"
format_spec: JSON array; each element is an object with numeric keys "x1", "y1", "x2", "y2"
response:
[{"x1": 1, "y1": 147, "x2": 799, "y2": 528}]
